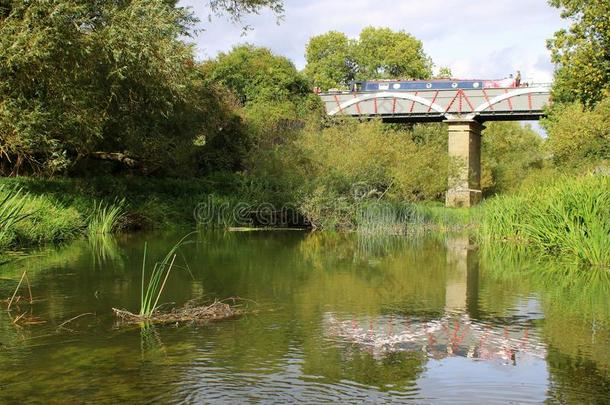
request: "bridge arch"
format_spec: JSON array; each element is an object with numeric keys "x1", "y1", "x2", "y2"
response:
[
  {"x1": 474, "y1": 87, "x2": 549, "y2": 113},
  {"x1": 328, "y1": 92, "x2": 446, "y2": 116}
]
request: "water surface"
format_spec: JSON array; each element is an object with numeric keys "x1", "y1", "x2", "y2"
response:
[{"x1": 0, "y1": 231, "x2": 608, "y2": 403}]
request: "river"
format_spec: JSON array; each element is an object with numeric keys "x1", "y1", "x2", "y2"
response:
[{"x1": 0, "y1": 231, "x2": 608, "y2": 403}]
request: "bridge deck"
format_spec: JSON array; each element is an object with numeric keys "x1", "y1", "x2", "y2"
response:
[{"x1": 320, "y1": 86, "x2": 551, "y2": 122}]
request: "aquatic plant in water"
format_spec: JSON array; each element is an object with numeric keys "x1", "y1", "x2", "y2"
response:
[{"x1": 139, "y1": 233, "x2": 194, "y2": 317}]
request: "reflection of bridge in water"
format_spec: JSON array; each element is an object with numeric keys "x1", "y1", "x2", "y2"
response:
[
  {"x1": 319, "y1": 84, "x2": 552, "y2": 208},
  {"x1": 323, "y1": 236, "x2": 547, "y2": 364},
  {"x1": 323, "y1": 312, "x2": 546, "y2": 365}
]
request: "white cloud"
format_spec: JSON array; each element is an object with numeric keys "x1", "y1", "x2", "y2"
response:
[{"x1": 181, "y1": 0, "x2": 567, "y2": 81}]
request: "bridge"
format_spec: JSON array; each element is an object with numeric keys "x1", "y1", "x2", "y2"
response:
[{"x1": 319, "y1": 85, "x2": 552, "y2": 207}]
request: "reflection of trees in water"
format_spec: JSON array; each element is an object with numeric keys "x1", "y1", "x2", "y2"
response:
[
  {"x1": 480, "y1": 242, "x2": 610, "y2": 391},
  {"x1": 296, "y1": 232, "x2": 449, "y2": 315},
  {"x1": 1, "y1": 230, "x2": 608, "y2": 401},
  {"x1": 546, "y1": 346, "x2": 610, "y2": 404}
]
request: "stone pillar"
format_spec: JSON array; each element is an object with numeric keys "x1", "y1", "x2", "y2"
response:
[{"x1": 445, "y1": 120, "x2": 483, "y2": 207}]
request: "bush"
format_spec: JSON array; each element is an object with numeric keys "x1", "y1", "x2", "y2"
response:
[
  {"x1": 542, "y1": 97, "x2": 610, "y2": 169},
  {"x1": 297, "y1": 120, "x2": 449, "y2": 203}
]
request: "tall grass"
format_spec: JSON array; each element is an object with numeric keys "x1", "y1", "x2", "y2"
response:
[
  {"x1": 88, "y1": 199, "x2": 126, "y2": 235},
  {"x1": 139, "y1": 233, "x2": 195, "y2": 317},
  {"x1": 0, "y1": 187, "x2": 31, "y2": 246},
  {"x1": 355, "y1": 201, "x2": 473, "y2": 236},
  {"x1": 356, "y1": 201, "x2": 418, "y2": 236},
  {"x1": 479, "y1": 174, "x2": 610, "y2": 267}
]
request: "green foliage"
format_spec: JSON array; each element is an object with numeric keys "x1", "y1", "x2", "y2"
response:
[
  {"x1": 354, "y1": 27, "x2": 433, "y2": 81},
  {"x1": 547, "y1": 0, "x2": 610, "y2": 107},
  {"x1": 479, "y1": 174, "x2": 610, "y2": 267},
  {"x1": 0, "y1": 1, "x2": 258, "y2": 176},
  {"x1": 542, "y1": 96, "x2": 610, "y2": 168},
  {"x1": 293, "y1": 120, "x2": 450, "y2": 228},
  {"x1": 304, "y1": 31, "x2": 357, "y2": 90},
  {"x1": 139, "y1": 233, "x2": 194, "y2": 317},
  {"x1": 88, "y1": 199, "x2": 127, "y2": 235},
  {"x1": 203, "y1": 45, "x2": 310, "y2": 105},
  {"x1": 0, "y1": 1, "x2": 193, "y2": 173},
  {"x1": 481, "y1": 122, "x2": 545, "y2": 195},
  {"x1": 207, "y1": 0, "x2": 284, "y2": 23},
  {"x1": 0, "y1": 187, "x2": 31, "y2": 246},
  {"x1": 0, "y1": 188, "x2": 83, "y2": 248},
  {"x1": 202, "y1": 45, "x2": 322, "y2": 157},
  {"x1": 304, "y1": 27, "x2": 432, "y2": 89},
  {"x1": 435, "y1": 66, "x2": 453, "y2": 79},
  {"x1": 356, "y1": 201, "x2": 421, "y2": 236}
]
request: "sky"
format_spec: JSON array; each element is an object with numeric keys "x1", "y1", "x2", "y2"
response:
[{"x1": 181, "y1": 0, "x2": 568, "y2": 83}]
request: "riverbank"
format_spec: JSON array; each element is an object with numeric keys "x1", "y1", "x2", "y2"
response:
[
  {"x1": 0, "y1": 176, "x2": 236, "y2": 249},
  {"x1": 0, "y1": 175, "x2": 477, "y2": 249},
  {"x1": 1, "y1": 174, "x2": 608, "y2": 269}
]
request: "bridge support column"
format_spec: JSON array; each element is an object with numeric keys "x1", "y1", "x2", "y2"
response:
[{"x1": 445, "y1": 120, "x2": 483, "y2": 208}]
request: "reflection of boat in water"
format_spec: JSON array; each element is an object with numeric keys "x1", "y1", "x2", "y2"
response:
[{"x1": 323, "y1": 313, "x2": 547, "y2": 365}]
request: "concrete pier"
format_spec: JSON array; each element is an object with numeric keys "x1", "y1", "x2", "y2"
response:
[{"x1": 445, "y1": 120, "x2": 483, "y2": 208}]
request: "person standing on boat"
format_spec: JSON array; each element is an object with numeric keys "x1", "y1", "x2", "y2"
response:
[{"x1": 515, "y1": 70, "x2": 522, "y2": 87}]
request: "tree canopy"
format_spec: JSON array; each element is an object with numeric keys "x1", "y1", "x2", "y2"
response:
[
  {"x1": 0, "y1": 0, "x2": 284, "y2": 175},
  {"x1": 201, "y1": 44, "x2": 310, "y2": 106},
  {"x1": 304, "y1": 27, "x2": 432, "y2": 90},
  {"x1": 201, "y1": 45, "x2": 320, "y2": 153},
  {"x1": 547, "y1": 0, "x2": 610, "y2": 107}
]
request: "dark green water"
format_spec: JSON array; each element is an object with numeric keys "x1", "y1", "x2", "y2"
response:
[{"x1": 0, "y1": 231, "x2": 608, "y2": 403}]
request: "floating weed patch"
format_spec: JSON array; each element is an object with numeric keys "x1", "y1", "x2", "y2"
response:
[
  {"x1": 113, "y1": 298, "x2": 246, "y2": 326},
  {"x1": 112, "y1": 232, "x2": 247, "y2": 325}
]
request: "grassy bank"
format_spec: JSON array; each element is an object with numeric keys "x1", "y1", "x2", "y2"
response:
[
  {"x1": 2, "y1": 174, "x2": 608, "y2": 271},
  {"x1": 479, "y1": 174, "x2": 610, "y2": 267},
  {"x1": 0, "y1": 175, "x2": 243, "y2": 250}
]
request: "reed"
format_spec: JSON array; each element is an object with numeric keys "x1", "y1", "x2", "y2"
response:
[
  {"x1": 139, "y1": 233, "x2": 195, "y2": 317},
  {"x1": 479, "y1": 174, "x2": 610, "y2": 267},
  {"x1": 0, "y1": 187, "x2": 32, "y2": 246},
  {"x1": 355, "y1": 201, "x2": 472, "y2": 235},
  {"x1": 88, "y1": 198, "x2": 126, "y2": 235}
]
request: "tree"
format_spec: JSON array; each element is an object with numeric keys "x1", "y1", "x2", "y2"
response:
[
  {"x1": 481, "y1": 122, "x2": 544, "y2": 195},
  {"x1": 547, "y1": 0, "x2": 610, "y2": 107},
  {"x1": 353, "y1": 27, "x2": 432, "y2": 81},
  {"x1": 202, "y1": 45, "x2": 311, "y2": 106},
  {"x1": 304, "y1": 27, "x2": 433, "y2": 89},
  {"x1": 435, "y1": 66, "x2": 453, "y2": 79},
  {"x1": 201, "y1": 45, "x2": 321, "y2": 153},
  {"x1": 543, "y1": 96, "x2": 610, "y2": 168},
  {"x1": 0, "y1": 0, "x2": 282, "y2": 176},
  {"x1": 304, "y1": 31, "x2": 355, "y2": 91}
]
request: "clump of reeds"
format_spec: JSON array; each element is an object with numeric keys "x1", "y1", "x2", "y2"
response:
[
  {"x1": 355, "y1": 201, "x2": 472, "y2": 235},
  {"x1": 356, "y1": 201, "x2": 422, "y2": 236},
  {"x1": 0, "y1": 186, "x2": 31, "y2": 245},
  {"x1": 137, "y1": 233, "x2": 192, "y2": 317},
  {"x1": 112, "y1": 232, "x2": 246, "y2": 324},
  {"x1": 88, "y1": 198, "x2": 126, "y2": 235},
  {"x1": 479, "y1": 174, "x2": 610, "y2": 267}
]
